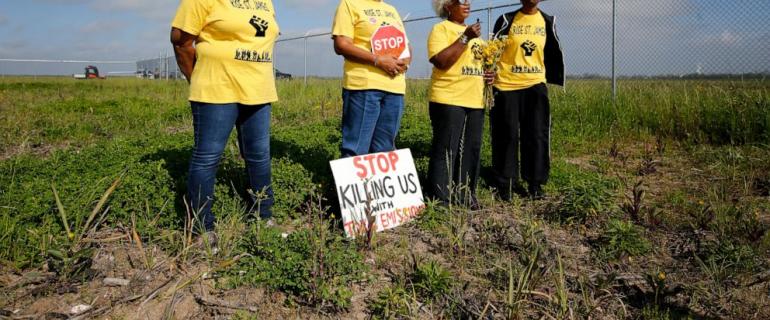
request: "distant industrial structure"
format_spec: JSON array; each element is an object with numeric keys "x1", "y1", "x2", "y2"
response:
[{"x1": 136, "y1": 56, "x2": 180, "y2": 79}]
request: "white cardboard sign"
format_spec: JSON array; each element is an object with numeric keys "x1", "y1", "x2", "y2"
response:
[{"x1": 330, "y1": 149, "x2": 425, "y2": 238}]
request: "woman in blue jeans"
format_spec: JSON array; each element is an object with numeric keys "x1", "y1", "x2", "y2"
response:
[
  {"x1": 171, "y1": 0, "x2": 280, "y2": 232},
  {"x1": 331, "y1": 0, "x2": 411, "y2": 157}
]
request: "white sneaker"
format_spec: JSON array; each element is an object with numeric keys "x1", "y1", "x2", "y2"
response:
[{"x1": 194, "y1": 231, "x2": 219, "y2": 254}]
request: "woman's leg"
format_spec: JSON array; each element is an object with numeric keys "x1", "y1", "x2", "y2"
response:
[
  {"x1": 187, "y1": 102, "x2": 239, "y2": 232},
  {"x1": 236, "y1": 103, "x2": 274, "y2": 219},
  {"x1": 340, "y1": 89, "x2": 385, "y2": 157},
  {"x1": 520, "y1": 83, "x2": 551, "y2": 192},
  {"x1": 426, "y1": 102, "x2": 464, "y2": 204},
  {"x1": 370, "y1": 92, "x2": 404, "y2": 153},
  {"x1": 458, "y1": 107, "x2": 485, "y2": 206},
  {"x1": 489, "y1": 89, "x2": 523, "y2": 200}
]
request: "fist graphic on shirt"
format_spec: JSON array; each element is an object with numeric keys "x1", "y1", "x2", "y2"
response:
[
  {"x1": 521, "y1": 40, "x2": 537, "y2": 57},
  {"x1": 250, "y1": 16, "x2": 269, "y2": 37}
]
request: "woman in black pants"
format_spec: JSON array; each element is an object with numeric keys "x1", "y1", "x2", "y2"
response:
[
  {"x1": 490, "y1": 0, "x2": 564, "y2": 200},
  {"x1": 427, "y1": 0, "x2": 494, "y2": 209}
]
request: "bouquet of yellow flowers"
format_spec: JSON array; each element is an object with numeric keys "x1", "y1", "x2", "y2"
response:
[{"x1": 473, "y1": 36, "x2": 511, "y2": 109}]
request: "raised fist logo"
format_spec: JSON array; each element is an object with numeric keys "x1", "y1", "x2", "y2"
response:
[
  {"x1": 471, "y1": 43, "x2": 483, "y2": 59},
  {"x1": 249, "y1": 16, "x2": 269, "y2": 37},
  {"x1": 520, "y1": 40, "x2": 537, "y2": 57}
]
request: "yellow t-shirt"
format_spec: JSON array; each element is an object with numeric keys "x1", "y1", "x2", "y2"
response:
[
  {"x1": 428, "y1": 20, "x2": 484, "y2": 109},
  {"x1": 495, "y1": 11, "x2": 546, "y2": 91},
  {"x1": 172, "y1": 0, "x2": 279, "y2": 105},
  {"x1": 332, "y1": 0, "x2": 407, "y2": 95}
]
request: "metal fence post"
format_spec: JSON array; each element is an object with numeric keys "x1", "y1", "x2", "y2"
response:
[
  {"x1": 487, "y1": 6, "x2": 492, "y2": 39},
  {"x1": 273, "y1": 44, "x2": 277, "y2": 78},
  {"x1": 304, "y1": 34, "x2": 308, "y2": 86},
  {"x1": 611, "y1": 0, "x2": 617, "y2": 101}
]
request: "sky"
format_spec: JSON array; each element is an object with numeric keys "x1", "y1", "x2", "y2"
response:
[{"x1": 0, "y1": 0, "x2": 768, "y2": 77}]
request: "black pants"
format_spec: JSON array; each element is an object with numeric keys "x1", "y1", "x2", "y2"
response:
[
  {"x1": 490, "y1": 83, "x2": 551, "y2": 192},
  {"x1": 427, "y1": 102, "x2": 485, "y2": 205}
]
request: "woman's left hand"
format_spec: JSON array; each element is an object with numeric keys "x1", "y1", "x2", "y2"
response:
[
  {"x1": 484, "y1": 71, "x2": 495, "y2": 85},
  {"x1": 398, "y1": 58, "x2": 411, "y2": 75}
]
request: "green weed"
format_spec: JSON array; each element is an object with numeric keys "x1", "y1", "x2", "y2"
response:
[
  {"x1": 370, "y1": 284, "x2": 412, "y2": 319},
  {"x1": 549, "y1": 164, "x2": 616, "y2": 224},
  {"x1": 227, "y1": 223, "x2": 367, "y2": 310},
  {"x1": 597, "y1": 219, "x2": 651, "y2": 261},
  {"x1": 411, "y1": 259, "x2": 452, "y2": 301}
]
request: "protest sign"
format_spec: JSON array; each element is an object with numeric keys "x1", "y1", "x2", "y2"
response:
[
  {"x1": 371, "y1": 25, "x2": 410, "y2": 59},
  {"x1": 330, "y1": 149, "x2": 425, "y2": 237}
]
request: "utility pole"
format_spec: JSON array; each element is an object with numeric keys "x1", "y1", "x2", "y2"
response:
[
  {"x1": 487, "y1": 1, "x2": 492, "y2": 39},
  {"x1": 611, "y1": 0, "x2": 617, "y2": 101},
  {"x1": 304, "y1": 32, "x2": 309, "y2": 86}
]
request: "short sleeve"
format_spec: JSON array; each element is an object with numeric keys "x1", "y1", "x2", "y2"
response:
[
  {"x1": 331, "y1": 0, "x2": 355, "y2": 38},
  {"x1": 427, "y1": 24, "x2": 449, "y2": 59},
  {"x1": 171, "y1": 0, "x2": 211, "y2": 36}
]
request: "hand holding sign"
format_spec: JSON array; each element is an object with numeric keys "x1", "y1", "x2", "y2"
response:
[{"x1": 376, "y1": 55, "x2": 405, "y2": 77}]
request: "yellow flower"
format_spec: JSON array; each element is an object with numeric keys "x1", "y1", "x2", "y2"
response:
[{"x1": 657, "y1": 272, "x2": 666, "y2": 281}]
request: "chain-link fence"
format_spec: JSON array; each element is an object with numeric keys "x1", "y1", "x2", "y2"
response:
[
  {"x1": 272, "y1": 1, "x2": 521, "y2": 81},
  {"x1": 0, "y1": 59, "x2": 138, "y2": 79},
  {"x1": 1, "y1": 0, "x2": 768, "y2": 92},
  {"x1": 0, "y1": 56, "x2": 176, "y2": 79},
  {"x1": 272, "y1": 0, "x2": 770, "y2": 93}
]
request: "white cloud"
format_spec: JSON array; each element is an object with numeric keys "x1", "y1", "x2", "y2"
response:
[
  {"x1": 0, "y1": 40, "x2": 28, "y2": 56},
  {"x1": 90, "y1": 0, "x2": 178, "y2": 21},
  {"x1": 718, "y1": 30, "x2": 739, "y2": 45},
  {"x1": 29, "y1": 0, "x2": 89, "y2": 3},
  {"x1": 548, "y1": 0, "x2": 696, "y2": 27},
  {"x1": 284, "y1": 0, "x2": 335, "y2": 8},
  {"x1": 79, "y1": 20, "x2": 126, "y2": 34}
]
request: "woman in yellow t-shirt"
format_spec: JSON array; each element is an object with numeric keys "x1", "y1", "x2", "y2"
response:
[
  {"x1": 427, "y1": 0, "x2": 493, "y2": 209},
  {"x1": 170, "y1": 0, "x2": 280, "y2": 234},
  {"x1": 331, "y1": 0, "x2": 412, "y2": 157}
]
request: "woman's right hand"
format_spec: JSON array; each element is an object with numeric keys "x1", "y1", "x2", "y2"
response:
[
  {"x1": 463, "y1": 22, "x2": 482, "y2": 40},
  {"x1": 376, "y1": 55, "x2": 406, "y2": 77}
]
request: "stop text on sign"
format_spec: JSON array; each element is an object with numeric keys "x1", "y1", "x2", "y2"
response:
[
  {"x1": 370, "y1": 25, "x2": 407, "y2": 57},
  {"x1": 372, "y1": 35, "x2": 404, "y2": 52},
  {"x1": 353, "y1": 152, "x2": 399, "y2": 178}
]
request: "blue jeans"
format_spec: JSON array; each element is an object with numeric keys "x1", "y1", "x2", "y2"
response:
[
  {"x1": 340, "y1": 89, "x2": 404, "y2": 157},
  {"x1": 188, "y1": 102, "x2": 273, "y2": 231}
]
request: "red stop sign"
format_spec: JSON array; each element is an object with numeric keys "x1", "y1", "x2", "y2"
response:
[{"x1": 370, "y1": 25, "x2": 407, "y2": 58}]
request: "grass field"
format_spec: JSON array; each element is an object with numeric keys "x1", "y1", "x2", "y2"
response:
[{"x1": 0, "y1": 77, "x2": 768, "y2": 319}]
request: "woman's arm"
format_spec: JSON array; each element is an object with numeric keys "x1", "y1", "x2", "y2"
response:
[
  {"x1": 399, "y1": 44, "x2": 413, "y2": 71},
  {"x1": 170, "y1": 27, "x2": 198, "y2": 83},
  {"x1": 430, "y1": 22, "x2": 480, "y2": 70},
  {"x1": 333, "y1": 35, "x2": 405, "y2": 77}
]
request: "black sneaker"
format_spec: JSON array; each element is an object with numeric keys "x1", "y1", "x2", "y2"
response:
[
  {"x1": 528, "y1": 184, "x2": 546, "y2": 200},
  {"x1": 512, "y1": 183, "x2": 528, "y2": 198},
  {"x1": 193, "y1": 231, "x2": 219, "y2": 254},
  {"x1": 469, "y1": 196, "x2": 482, "y2": 211},
  {"x1": 497, "y1": 183, "x2": 528, "y2": 202},
  {"x1": 497, "y1": 189, "x2": 512, "y2": 202}
]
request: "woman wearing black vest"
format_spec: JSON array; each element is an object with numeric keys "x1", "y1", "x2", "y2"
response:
[{"x1": 490, "y1": 0, "x2": 564, "y2": 200}]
